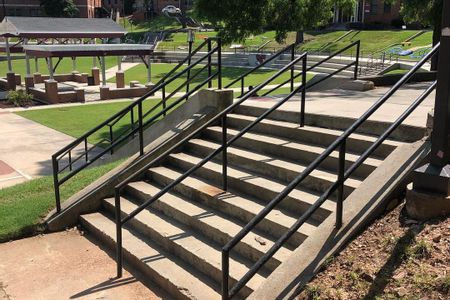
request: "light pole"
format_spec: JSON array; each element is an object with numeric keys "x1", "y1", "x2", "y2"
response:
[{"x1": 406, "y1": 0, "x2": 450, "y2": 220}]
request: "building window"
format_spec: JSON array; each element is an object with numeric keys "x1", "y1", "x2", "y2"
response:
[{"x1": 384, "y1": 1, "x2": 392, "y2": 13}]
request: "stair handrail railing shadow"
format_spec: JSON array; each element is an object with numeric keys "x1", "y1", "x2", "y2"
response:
[
  {"x1": 221, "y1": 43, "x2": 439, "y2": 299},
  {"x1": 52, "y1": 37, "x2": 223, "y2": 212}
]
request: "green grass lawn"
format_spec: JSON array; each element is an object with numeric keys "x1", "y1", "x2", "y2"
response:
[
  {"x1": 16, "y1": 98, "x2": 178, "y2": 146},
  {"x1": 111, "y1": 63, "x2": 308, "y2": 93},
  {"x1": 301, "y1": 30, "x2": 432, "y2": 57},
  {"x1": 0, "y1": 56, "x2": 117, "y2": 78},
  {"x1": 0, "y1": 160, "x2": 122, "y2": 242}
]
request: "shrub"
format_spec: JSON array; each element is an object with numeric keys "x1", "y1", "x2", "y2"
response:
[{"x1": 7, "y1": 90, "x2": 34, "y2": 107}]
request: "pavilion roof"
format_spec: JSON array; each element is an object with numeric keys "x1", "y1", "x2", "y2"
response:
[
  {"x1": 23, "y1": 44, "x2": 154, "y2": 58},
  {"x1": 0, "y1": 17, "x2": 127, "y2": 38}
]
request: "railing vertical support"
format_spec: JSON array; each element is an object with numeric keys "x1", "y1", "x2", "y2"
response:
[
  {"x1": 218, "y1": 38, "x2": 222, "y2": 89},
  {"x1": 186, "y1": 40, "x2": 193, "y2": 97},
  {"x1": 109, "y1": 126, "x2": 114, "y2": 155},
  {"x1": 115, "y1": 188, "x2": 123, "y2": 278},
  {"x1": 208, "y1": 39, "x2": 212, "y2": 88},
  {"x1": 290, "y1": 45, "x2": 295, "y2": 93},
  {"x1": 354, "y1": 40, "x2": 361, "y2": 80},
  {"x1": 222, "y1": 115, "x2": 228, "y2": 191},
  {"x1": 52, "y1": 156, "x2": 61, "y2": 213},
  {"x1": 336, "y1": 139, "x2": 346, "y2": 229},
  {"x1": 138, "y1": 102, "x2": 144, "y2": 156},
  {"x1": 300, "y1": 54, "x2": 307, "y2": 127},
  {"x1": 162, "y1": 86, "x2": 167, "y2": 116},
  {"x1": 241, "y1": 78, "x2": 244, "y2": 97},
  {"x1": 222, "y1": 250, "x2": 229, "y2": 300},
  {"x1": 84, "y1": 138, "x2": 88, "y2": 162}
]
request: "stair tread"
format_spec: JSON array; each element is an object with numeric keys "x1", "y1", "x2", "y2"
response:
[
  {"x1": 227, "y1": 113, "x2": 402, "y2": 148},
  {"x1": 206, "y1": 126, "x2": 383, "y2": 168},
  {"x1": 187, "y1": 138, "x2": 362, "y2": 190},
  {"x1": 126, "y1": 181, "x2": 301, "y2": 255},
  {"x1": 102, "y1": 197, "x2": 265, "y2": 291},
  {"x1": 146, "y1": 166, "x2": 316, "y2": 249},
  {"x1": 166, "y1": 151, "x2": 336, "y2": 213},
  {"x1": 81, "y1": 213, "x2": 221, "y2": 299}
]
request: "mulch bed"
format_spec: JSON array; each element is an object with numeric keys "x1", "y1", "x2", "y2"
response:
[{"x1": 297, "y1": 203, "x2": 449, "y2": 300}]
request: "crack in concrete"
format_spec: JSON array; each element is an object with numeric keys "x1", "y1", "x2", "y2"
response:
[{"x1": 0, "y1": 282, "x2": 11, "y2": 300}]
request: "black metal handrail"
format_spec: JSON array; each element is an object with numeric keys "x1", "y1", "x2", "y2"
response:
[
  {"x1": 113, "y1": 52, "x2": 309, "y2": 279},
  {"x1": 221, "y1": 42, "x2": 440, "y2": 299},
  {"x1": 52, "y1": 38, "x2": 222, "y2": 212},
  {"x1": 224, "y1": 43, "x2": 297, "y2": 97},
  {"x1": 261, "y1": 40, "x2": 361, "y2": 97}
]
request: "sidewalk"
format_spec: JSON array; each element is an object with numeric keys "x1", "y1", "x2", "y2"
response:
[
  {"x1": 0, "y1": 230, "x2": 162, "y2": 299},
  {"x1": 0, "y1": 113, "x2": 85, "y2": 188}
]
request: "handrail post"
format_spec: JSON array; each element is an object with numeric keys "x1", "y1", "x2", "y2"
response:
[
  {"x1": 222, "y1": 114, "x2": 228, "y2": 191},
  {"x1": 241, "y1": 77, "x2": 244, "y2": 97},
  {"x1": 115, "y1": 188, "x2": 123, "y2": 278},
  {"x1": 186, "y1": 39, "x2": 193, "y2": 98},
  {"x1": 336, "y1": 139, "x2": 346, "y2": 229},
  {"x1": 52, "y1": 156, "x2": 61, "y2": 213},
  {"x1": 109, "y1": 125, "x2": 114, "y2": 155},
  {"x1": 300, "y1": 53, "x2": 307, "y2": 127},
  {"x1": 354, "y1": 40, "x2": 361, "y2": 80},
  {"x1": 222, "y1": 250, "x2": 229, "y2": 300},
  {"x1": 290, "y1": 45, "x2": 295, "y2": 93},
  {"x1": 162, "y1": 85, "x2": 166, "y2": 116},
  {"x1": 138, "y1": 102, "x2": 144, "y2": 156},
  {"x1": 218, "y1": 38, "x2": 222, "y2": 89},
  {"x1": 208, "y1": 39, "x2": 212, "y2": 88}
]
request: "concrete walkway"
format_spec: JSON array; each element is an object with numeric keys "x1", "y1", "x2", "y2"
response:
[
  {"x1": 105, "y1": 62, "x2": 140, "y2": 80},
  {"x1": 0, "y1": 230, "x2": 163, "y2": 299},
  {"x1": 243, "y1": 82, "x2": 435, "y2": 128},
  {"x1": 0, "y1": 113, "x2": 86, "y2": 188}
]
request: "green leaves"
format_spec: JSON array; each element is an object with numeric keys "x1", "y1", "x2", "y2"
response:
[{"x1": 40, "y1": 0, "x2": 79, "y2": 18}]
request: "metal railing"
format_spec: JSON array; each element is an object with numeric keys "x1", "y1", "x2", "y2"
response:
[
  {"x1": 221, "y1": 42, "x2": 439, "y2": 299},
  {"x1": 224, "y1": 43, "x2": 298, "y2": 97},
  {"x1": 51, "y1": 38, "x2": 222, "y2": 212},
  {"x1": 110, "y1": 41, "x2": 363, "y2": 289},
  {"x1": 113, "y1": 51, "x2": 309, "y2": 279}
]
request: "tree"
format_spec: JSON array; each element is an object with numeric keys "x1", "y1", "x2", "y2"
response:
[
  {"x1": 124, "y1": 0, "x2": 136, "y2": 15},
  {"x1": 40, "y1": 0, "x2": 79, "y2": 17},
  {"x1": 194, "y1": 0, "x2": 356, "y2": 43},
  {"x1": 395, "y1": 0, "x2": 443, "y2": 70}
]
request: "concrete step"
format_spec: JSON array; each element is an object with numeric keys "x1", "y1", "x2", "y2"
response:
[
  {"x1": 145, "y1": 165, "x2": 318, "y2": 246},
  {"x1": 101, "y1": 197, "x2": 264, "y2": 297},
  {"x1": 225, "y1": 113, "x2": 401, "y2": 159},
  {"x1": 185, "y1": 138, "x2": 360, "y2": 197},
  {"x1": 233, "y1": 104, "x2": 424, "y2": 143},
  {"x1": 80, "y1": 213, "x2": 221, "y2": 300},
  {"x1": 123, "y1": 180, "x2": 296, "y2": 265},
  {"x1": 162, "y1": 152, "x2": 335, "y2": 223},
  {"x1": 203, "y1": 126, "x2": 382, "y2": 179}
]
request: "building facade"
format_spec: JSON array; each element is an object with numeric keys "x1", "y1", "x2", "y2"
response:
[
  {"x1": 333, "y1": 0, "x2": 402, "y2": 25},
  {"x1": 0, "y1": 0, "x2": 104, "y2": 20}
]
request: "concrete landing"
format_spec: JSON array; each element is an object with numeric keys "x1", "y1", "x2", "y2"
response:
[
  {"x1": 244, "y1": 82, "x2": 435, "y2": 128},
  {"x1": 0, "y1": 230, "x2": 163, "y2": 300}
]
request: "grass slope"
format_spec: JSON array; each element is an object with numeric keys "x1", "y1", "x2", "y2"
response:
[{"x1": 0, "y1": 160, "x2": 122, "y2": 242}]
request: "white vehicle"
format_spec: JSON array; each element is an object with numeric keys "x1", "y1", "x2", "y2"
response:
[{"x1": 162, "y1": 5, "x2": 181, "y2": 16}]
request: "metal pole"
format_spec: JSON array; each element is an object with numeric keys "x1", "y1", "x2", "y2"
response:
[
  {"x1": 222, "y1": 115, "x2": 228, "y2": 191},
  {"x1": 354, "y1": 41, "x2": 360, "y2": 80},
  {"x1": 101, "y1": 56, "x2": 106, "y2": 86},
  {"x1": 218, "y1": 38, "x2": 222, "y2": 89},
  {"x1": 336, "y1": 140, "x2": 346, "y2": 229},
  {"x1": 52, "y1": 156, "x2": 61, "y2": 213},
  {"x1": 207, "y1": 39, "x2": 212, "y2": 88},
  {"x1": 138, "y1": 102, "x2": 144, "y2": 156},
  {"x1": 290, "y1": 45, "x2": 295, "y2": 92},
  {"x1": 146, "y1": 55, "x2": 151, "y2": 84},
  {"x1": 48, "y1": 57, "x2": 54, "y2": 80},
  {"x1": 72, "y1": 57, "x2": 77, "y2": 72},
  {"x1": 5, "y1": 37, "x2": 12, "y2": 72},
  {"x1": 35, "y1": 57, "x2": 39, "y2": 73},
  {"x1": 24, "y1": 39, "x2": 31, "y2": 76},
  {"x1": 300, "y1": 54, "x2": 307, "y2": 127},
  {"x1": 117, "y1": 56, "x2": 122, "y2": 71},
  {"x1": 115, "y1": 189, "x2": 123, "y2": 278},
  {"x1": 186, "y1": 40, "x2": 193, "y2": 95}
]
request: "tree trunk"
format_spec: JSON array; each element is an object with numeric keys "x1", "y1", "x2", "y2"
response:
[
  {"x1": 296, "y1": 31, "x2": 304, "y2": 44},
  {"x1": 431, "y1": 22, "x2": 441, "y2": 71}
]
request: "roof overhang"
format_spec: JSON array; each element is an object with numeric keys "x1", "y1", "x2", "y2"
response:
[{"x1": 23, "y1": 44, "x2": 154, "y2": 58}]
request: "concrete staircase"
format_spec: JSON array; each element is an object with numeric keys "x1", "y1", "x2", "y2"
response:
[{"x1": 80, "y1": 104, "x2": 409, "y2": 299}]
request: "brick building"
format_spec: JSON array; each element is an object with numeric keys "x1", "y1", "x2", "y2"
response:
[
  {"x1": 333, "y1": 0, "x2": 402, "y2": 26},
  {"x1": 0, "y1": 0, "x2": 104, "y2": 20}
]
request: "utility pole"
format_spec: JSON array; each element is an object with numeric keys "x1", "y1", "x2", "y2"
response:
[{"x1": 406, "y1": 0, "x2": 450, "y2": 220}]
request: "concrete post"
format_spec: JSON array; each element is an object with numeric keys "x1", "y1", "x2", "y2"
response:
[
  {"x1": 72, "y1": 57, "x2": 77, "y2": 73},
  {"x1": 47, "y1": 57, "x2": 54, "y2": 80},
  {"x1": 406, "y1": 2, "x2": 450, "y2": 220}
]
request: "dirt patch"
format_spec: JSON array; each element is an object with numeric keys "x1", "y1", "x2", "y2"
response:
[{"x1": 297, "y1": 203, "x2": 449, "y2": 300}]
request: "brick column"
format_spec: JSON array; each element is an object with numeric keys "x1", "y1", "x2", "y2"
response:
[
  {"x1": 116, "y1": 71, "x2": 125, "y2": 88},
  {"x1": 45, "y1": 80, "x2": 59, "y2": 104},
  {"x1": 6, "y1": 73, "x2": 16, "y2": 91},
  {"x1": 91, "y1": 68, "x2": 100, "y2": 86},
  {"x1": 25, "y1": 76, "x2": 35, "y2": 91},
  {"x1": 100, "y1": 86, "x2": 110, "y2": 100}
]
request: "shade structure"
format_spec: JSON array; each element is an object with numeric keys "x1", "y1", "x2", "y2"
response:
[
  {"x1": 22, "y1": 44, "x2": 154, "y2": 58},
  {"x1": 0, "y1": 17, "x2": 127, "y2": 39}
]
